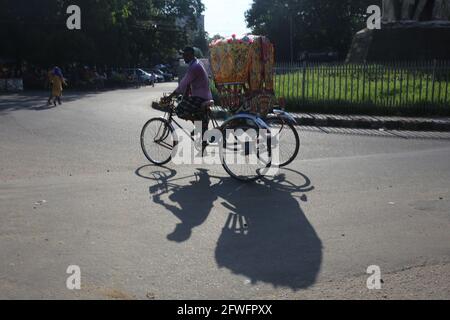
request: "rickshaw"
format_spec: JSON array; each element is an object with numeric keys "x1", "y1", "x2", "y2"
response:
[
  {"x1": 140, "y1": 35, "x2": 299, "y2": 181},
  {"x1": 209, "y1": 34, "x2": 300, "y2": 167}
]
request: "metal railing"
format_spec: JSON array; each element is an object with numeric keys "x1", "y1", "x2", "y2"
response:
[{"x1": 274, "y1": 61, "x2": 450, "y2": 113}]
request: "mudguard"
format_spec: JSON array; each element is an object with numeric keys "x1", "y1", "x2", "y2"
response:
[
  {"x1": 222, "y1": 113, "x2": 271, "y2": 131},
  {"x1": 271, "y1": 109, "x2": 298, "y2": 125}
]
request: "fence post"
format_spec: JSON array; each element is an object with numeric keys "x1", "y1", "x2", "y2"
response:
[
  {"x1": 346, "y1": 63, "x2": 350, "y2": 106},
  {"x1": 333, "y1": 64, "x2": 337, "y2": 101},
  {"x1": 280, "y1": 63, "x2": 286, "y2": 98},
  {"x1": 311, "y1": 63, "x2": 314, "y2": 104},
  {"x1": 292, "y1": 62, "x2": 296, "y2": 104},
  {"x1": 419, "y1": 61, "x2": 424, "y2": 104},
  {"x1": 356, "y1": 64, "x2": 360, "y2": 105},
  {"x1": 327, "y1": 64, "x2": 331, "y2": 103},
  {"x1": 437, "y1": 60, "x2": 442, "y2": 106},
  {"x1": 398, "y1": 61, "x2": 403, "y2": 107},
  {"x1": 322, "y1": 64, "x2": 325, "y2": 106},
  {"x1": 362, "y1": 63, "x2": 367, "y2": 104},
  {"x1": 425, "y1": 61, "x2": 430, "y2": 105},
  {"x1": 302, "y1": 63, "x2": 306, "y2": 103},
  {"x1": 296, "y1": 62, "x2": 299, "y2": 103},
  {"x1": 288, "y1": 63, "x2": 291, "y2": 102},
  {"x1": 431, "y1": 59, "x2": 437, "y2": 104},
  {"x1": 445, "y1": 61, "x2": 449, "y2": 107},
  {"x1": 411, "y1": 61, "x2": 416, "y2": 105},
  {"x1": 394, "y1": 61, "x2": 399, "y2": 107},
  {"x1": 338, "y1": 63, "x2": 342, "y2": 103},
  {"x1": 373, "y1": 63, "x2": 377, "y2": 106},
  {"x1": 349, "y1": 64, "x2": 354, "y2": 105},
  {"x1": 407, "y1": 61, "x2": 411, "y2": 108}
]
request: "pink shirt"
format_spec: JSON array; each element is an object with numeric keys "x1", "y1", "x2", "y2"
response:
[{"x1": 176, "y1": 59, "x2": 213, "y2": 100}]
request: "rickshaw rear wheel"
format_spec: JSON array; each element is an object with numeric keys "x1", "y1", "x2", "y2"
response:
[{"x1": 265, "y1": 116, "x2": 300, "y2": 167}]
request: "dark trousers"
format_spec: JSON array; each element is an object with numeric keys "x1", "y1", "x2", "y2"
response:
[{"x1": 177, "y1": 96, "x2": 209, "y2": 140}]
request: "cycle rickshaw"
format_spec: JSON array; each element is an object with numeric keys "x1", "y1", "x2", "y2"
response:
[{"x1": 141, "y1": 35, "x2": 300, "y2": 181}]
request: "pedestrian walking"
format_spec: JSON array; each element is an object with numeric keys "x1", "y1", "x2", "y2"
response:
[{"x1": 47, "y1": 67, "x2": 67, "y2": 106}]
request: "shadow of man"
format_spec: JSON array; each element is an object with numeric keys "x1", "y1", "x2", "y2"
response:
[
  {"x1": 151, "y1": 168, "x2": 218, "y2": 243},
  {"x1": 213, "y1": 172, "x2": 322, "y2": 290}
]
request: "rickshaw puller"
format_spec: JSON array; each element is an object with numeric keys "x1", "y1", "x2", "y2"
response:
[{"x1": 163, "y1": 47, "x2": 213, "y2": 147}]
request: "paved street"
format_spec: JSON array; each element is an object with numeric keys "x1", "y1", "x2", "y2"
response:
[{"x1": 1, "y1": 83, "x2": 449, "y2": 299}]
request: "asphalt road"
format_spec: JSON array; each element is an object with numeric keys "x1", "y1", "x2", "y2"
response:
[{"x1": 1, "y1": 83, "x2": 449, "y2": 299}]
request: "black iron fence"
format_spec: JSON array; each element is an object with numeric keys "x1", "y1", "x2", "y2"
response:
[{"x1": 274, "y1": 61, "x2": 450, "y2": 114}]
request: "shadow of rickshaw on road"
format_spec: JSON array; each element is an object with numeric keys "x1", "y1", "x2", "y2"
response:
[{"x1": 136, "y1": 165, "x2": 322, "y2": 290}]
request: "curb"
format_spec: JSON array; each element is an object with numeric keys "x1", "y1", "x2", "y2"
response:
[
  {"x1": 291, "y1": 115, "x2": 450, "y2": 132},
  {"x1": 151, "y1": 104, "x2": 450, "y2": 132}
]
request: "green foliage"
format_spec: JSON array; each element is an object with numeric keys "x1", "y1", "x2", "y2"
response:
[
  {"x1": 245, "y1": 0, "x2": 382, "y2": 61},
  {"x1": 0, "y1": 0, "x2": 205, "y2": 66}
]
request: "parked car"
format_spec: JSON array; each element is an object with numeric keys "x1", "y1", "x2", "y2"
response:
[
  {"x1": 142, "y1": 69, "x2": 162, "y2": 83},
  {"x1": 152, "y1": 68, "x2": 174, "y2": 82},
  {"x1": 137, "y1": 69, "x2": 156, "y2": 85},
  {"x1": 124, "y1": 68, "x2": 156, "y2": 86}
]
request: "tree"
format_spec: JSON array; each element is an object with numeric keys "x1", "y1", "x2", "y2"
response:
[
  {"x1": 245, "y1": 0, "x2": 382, "y2": 61},
  {"x1": 193, "y1": 30, "x2": 208, "y2": 56},
  {"x1": 0, "y1": 0, "x2": 205, "y2": 66}
]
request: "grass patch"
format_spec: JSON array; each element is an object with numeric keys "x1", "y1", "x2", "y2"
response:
[{"x1": 274, "y1": 64, "x2": 450, "y2": 116}]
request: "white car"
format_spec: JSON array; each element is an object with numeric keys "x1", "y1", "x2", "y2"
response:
[
  {"x1": 136, "y1": 69, "x2": 156, "y2": 85},
  {"x1": 143, "y1": 69, "x2": 164, "y2": 83}
]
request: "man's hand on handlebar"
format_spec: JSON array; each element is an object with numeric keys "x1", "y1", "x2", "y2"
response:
[{"x1": 161, "y1": 93, "x2": 183, "y2": 104}]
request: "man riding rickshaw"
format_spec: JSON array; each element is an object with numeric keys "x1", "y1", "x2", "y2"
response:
[{"x1": 143, "y1": 35, "x2": 300, "y2": 181}]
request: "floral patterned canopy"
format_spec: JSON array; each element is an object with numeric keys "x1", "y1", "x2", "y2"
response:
[{"x1": 209, "y1": 34, "x2": 274, "y2": 92}]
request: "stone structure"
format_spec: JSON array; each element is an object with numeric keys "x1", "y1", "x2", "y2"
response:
[
  {"x1": 382, "y1": 0, "x2": 450, "y2": 22},
  {"x1": 347, "y1": 0, "x2": 450, "y2": 62}
]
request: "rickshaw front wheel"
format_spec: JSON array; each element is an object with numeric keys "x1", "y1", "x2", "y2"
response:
[{"x1": 141, "y1": 118, "x2": 175, "y2": 166}]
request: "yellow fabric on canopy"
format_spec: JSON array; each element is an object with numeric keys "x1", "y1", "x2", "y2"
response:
[{"x1": 209, "y1": 35, "x2": 274, "y2": 92}]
